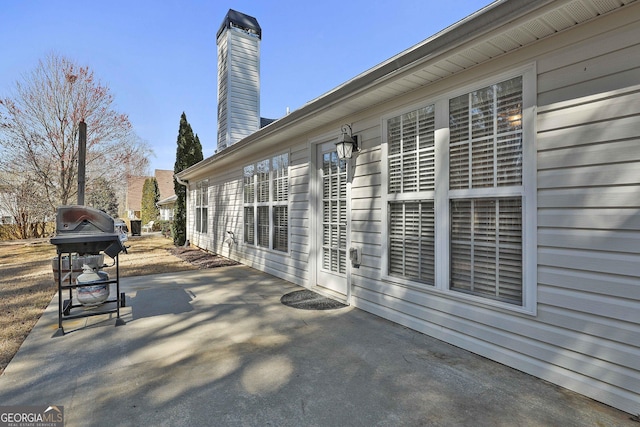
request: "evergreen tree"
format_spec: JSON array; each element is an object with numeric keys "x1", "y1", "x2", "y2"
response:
[
  {"x1": 140, "y1": 177, "x2": 160, "y2": 225},
  {"x1": 87, "y1": 177, "x2": 119, "y2": 217},
  {"x1": 173, "y1": 112, "x2": 203, "y2": 246}
]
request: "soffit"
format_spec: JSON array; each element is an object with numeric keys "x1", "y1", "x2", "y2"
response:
[{"x1": 324, "y1": 0, "x2": 636, "y2": 119}]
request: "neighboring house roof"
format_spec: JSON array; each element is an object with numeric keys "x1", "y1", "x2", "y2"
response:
[
  {"x1": 125, "y1": 176, "x2": 149, "y2": 212},
  {"x1": 179, "y1": 0, "x2": 632, "y2": 180},
  {"x1": 157, "y1": 194, "x2": 177, "y2": 207},
  {"x1": 154, "y1": 169, "x2": 175, "y2": 201},
  {"x1": 126, "y1": 169, "x2": 175, "y2": 212}
]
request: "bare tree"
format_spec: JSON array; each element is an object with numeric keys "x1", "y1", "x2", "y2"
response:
[
  {"x1": 0, "y1": 53, "x2": 151, "y2": 218},
  {"x1": 0, "y1": 173, "x2": 50, "y2": 238}
]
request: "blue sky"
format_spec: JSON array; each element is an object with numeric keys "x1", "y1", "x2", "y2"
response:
[{"x1": 1, "y1": 0, "x2": 492, "y2": 172}]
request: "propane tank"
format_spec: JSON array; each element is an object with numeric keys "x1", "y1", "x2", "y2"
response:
[{"x1": 76, "y1": 264, "x2": 110, "y2": 306}]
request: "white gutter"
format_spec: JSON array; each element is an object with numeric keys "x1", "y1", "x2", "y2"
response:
[{"x1": 174, "y1": 174, "x2": 189, "y2": 188}]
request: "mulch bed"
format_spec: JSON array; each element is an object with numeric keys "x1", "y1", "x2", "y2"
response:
[{"x1": 168, "y1": 246, "x2": 240, "y2": 269}]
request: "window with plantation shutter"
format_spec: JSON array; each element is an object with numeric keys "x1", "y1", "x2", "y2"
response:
[
  {"x1": 448, "y1": 76, "x2": 524, "y2": 306},
  {"x1": 273, "y1": 206, "x2": 288, "y2": 252},
  {"x1": 450, "y1": 198, "x2": 522, "y2": 304},
  {"x1": 256, "y1": 160, "x2": 270, "y2": 203},
  {"x1": 272, "y1": 153, "x2": 289, "y2": 252},
  {"x1": 449, "y1": 76, "x2": 523, "y2": 190},
  {"x1": 386, "y1": 104, "x2": 436, "y2": 285},
  {"x1": 243, "y1": 152, "x2": 289, "y2": 252},
  {"x1": 322, "y1": 151, "x2": 347, "y2": 274},
  {"x1": 256, "y1": 160, "x2": 270, "y2": 248},
  {"x1": 383, "y1": 68, "x2": 533, "y2": 312},
  {"x1": 257, "y1": 206, "x2": 269, "y2": 247},
  {"x1": 388, "y1": 105, "x2": 435, "y2": 193},
  {"x1": 243, "y1": 166, "x2": 255, "y2": 244},
  {"x1": 389, "y1": 201, "x2": 435, "y2": 284},
  {"x1": 244, "y1": 206, "x2": 254, "y2": 244},
  {"x1": 272, "y1": 154, "x2": 288, "y2": 202},
  {"x1": 195, "y1": 180, "x2": 208, "y2": 233},
  {"x1": 243, "y1": 165, "x2": 254, "y2": 204}
]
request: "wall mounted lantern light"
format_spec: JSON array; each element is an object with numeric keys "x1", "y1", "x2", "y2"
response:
[{"x1": 335, "y1": 124, "x2": 359, "y2": 160}]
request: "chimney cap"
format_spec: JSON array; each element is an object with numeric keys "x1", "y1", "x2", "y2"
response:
[{"x1": 217, "y1": 9, "x2": 261, "y2": 40}]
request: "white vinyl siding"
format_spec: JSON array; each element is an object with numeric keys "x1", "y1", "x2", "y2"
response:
[
  {"x1": 533, "y1": 12, "x2": 640, "y2": 412},
  {"x1": 217, "y1": 26, "x2": 260, "y2": 151}
]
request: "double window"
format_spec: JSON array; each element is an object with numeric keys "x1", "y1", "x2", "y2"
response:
[
  {"x1": 243, "y1": 153, "x2": 289, "y2": 252},
  {"x1": 195, "y1": 180, "x2": 208, "y2": 233},
  {"x1": 384, "y1": 69, "x2": 534, "y2": 312}
]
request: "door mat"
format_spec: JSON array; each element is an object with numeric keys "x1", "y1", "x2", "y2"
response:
[{"x1": 280, "y1": 290, "x2": 348, "y2": 310}]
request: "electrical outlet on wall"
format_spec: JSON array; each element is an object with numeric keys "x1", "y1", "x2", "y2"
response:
[{"x1": 349, "y1": 247, "x2": 361, "y2": 268}]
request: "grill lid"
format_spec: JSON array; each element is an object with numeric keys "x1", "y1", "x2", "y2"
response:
[
  {"x1": 50, "y1": 206, "x2": 124, "y2": 256},
  {"x1": 55, "y1": 205, "x2": 115, "y2": 235}
]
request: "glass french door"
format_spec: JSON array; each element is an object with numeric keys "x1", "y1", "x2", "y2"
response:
[{"x1": 316, "y1": 143, "x2": 348, "y2": 298}]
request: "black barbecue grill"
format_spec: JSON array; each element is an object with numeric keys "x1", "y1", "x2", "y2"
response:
[
  {"x1": 51, "y1": 205, "x2": 125, "y2": 256},
  {"x1": 50, "y1": 205, "x2": 127, "y2": 336}
]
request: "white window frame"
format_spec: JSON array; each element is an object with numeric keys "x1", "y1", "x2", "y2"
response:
[
  {"x1": 381, "y1": 64, "x2": 537, "y2": 315},
  {"x1": 386, "y1": 104, "x2": 437, "y2": 286},
  {"x1": 195, "y1": 179, "x2": 208, "y2": 234},
  {"x1": 243, "y1": 151, "x2": 290, "y2": 253}
]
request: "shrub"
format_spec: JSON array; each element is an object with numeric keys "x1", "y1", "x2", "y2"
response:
[{"x1": 157, "y1": 220, "x2": 172, "y2": 238}]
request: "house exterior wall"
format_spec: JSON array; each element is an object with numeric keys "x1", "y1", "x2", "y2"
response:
[
  {"x1": 187, "y1": 2, "x2": 640, "y2": 414},
  {"x1": 534, "y1": 12, "x2": 640, "y2": 411},
  {"x1": 347, "y1": 8, "x2": 640, "y2": 414},
  {"x1": 188, "y1": 141, "x2": 311, "y2": 286}
]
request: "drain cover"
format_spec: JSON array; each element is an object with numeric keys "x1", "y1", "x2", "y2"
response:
[{"x1": 280, "y1": 290, "x2": 347, "y2": 310}]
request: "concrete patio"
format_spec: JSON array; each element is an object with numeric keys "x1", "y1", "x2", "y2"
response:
[{"x1": 0, "y1": 266, "x2": 634, "y2": 426}]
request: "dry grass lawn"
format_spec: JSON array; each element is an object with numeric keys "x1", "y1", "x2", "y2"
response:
[{"x1": 0, "y1": 234, "x2": 235, "y2": 374}]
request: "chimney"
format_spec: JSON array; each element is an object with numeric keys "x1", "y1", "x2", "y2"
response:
[{"x1": 216, "y1": 9, "x2": 262, "y2": 152}]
